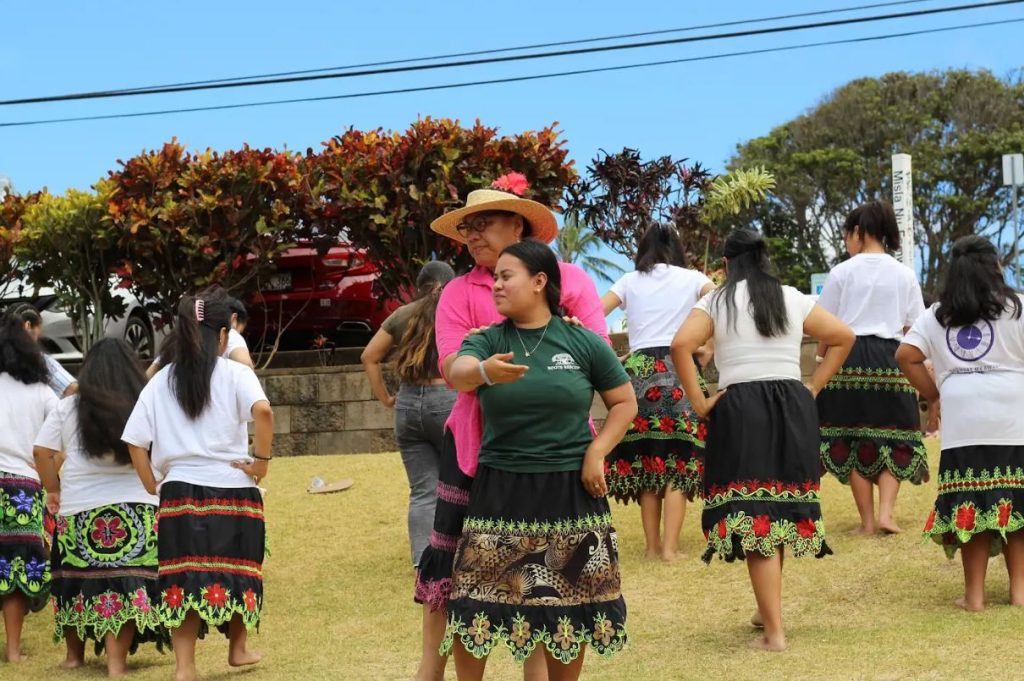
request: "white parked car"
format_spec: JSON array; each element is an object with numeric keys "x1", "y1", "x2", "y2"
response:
[{"x1": 1, "y1": 278, "x2": 162, "y2": 361}]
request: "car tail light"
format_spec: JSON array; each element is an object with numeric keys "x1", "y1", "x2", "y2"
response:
[{"x1": 321, "y1": 252, "x2": 366, "y2": 273}]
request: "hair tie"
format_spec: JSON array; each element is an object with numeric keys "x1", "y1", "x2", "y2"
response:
[{"x1": 194, "y1": 299, "x2": 205, "y2": 322}]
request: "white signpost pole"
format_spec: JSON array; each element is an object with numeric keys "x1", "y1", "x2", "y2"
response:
[
  {"x1": 891, "y1": 154, "x2": 915, "y2": 272},
  {"x1": 1003, "y1": 153, "x2": 1024, "y2": 289}
]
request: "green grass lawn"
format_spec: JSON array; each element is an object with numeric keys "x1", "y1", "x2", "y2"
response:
[{"x1": 13, "y1": 441, "x2": 1024, "y2": 680}]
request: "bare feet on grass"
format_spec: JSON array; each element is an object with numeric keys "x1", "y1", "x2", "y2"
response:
[
  {"x1": 174, "y1": 665, "x2": 199, "y2": 681},
  {"x1": 750, "y1": 610, "x2": 764, "y2": 629},
  {"x1": 60, "y1": 656, "x2": 85, "y2": 670},
  {"x1": 229, "y1": 648, "x2": 264, "y2": 667},
  {"x1": 955, "y1": 596, "x2": 985, "y2": 612},
  {"x1": 644, "y1": 549, "x2": 661, "y2": 561},
  {"x1": 852, "y1": 525, "x2": 877, "y2": 536},
  {"x1": 6, "y1": 650, "x2": 26, "y2": 663},
  {"x1": 661, "y1": 551, "x2": 682, "y2": 563},
  {"x1": 749, "y1": 635, "x2": 787, "y2": 652},
  {"x1": 878, "y1": 519, "x2": 903, "y2": 535}
]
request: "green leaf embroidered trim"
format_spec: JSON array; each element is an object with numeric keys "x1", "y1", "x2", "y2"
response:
[
  {"x1": 462, "y1": 513, "x2": 614, "y2": 537},
  {"x1": 923, "y1": 497, "x2": 1024, "y2": 559},
  {"x1": 703, "y1": 512, "x2": 828, "y2": 561},
  {"x1": 53, "y1": 588, "x2": 163, "y2": 644},
  {"x1": 823, "y1": 367, "x2": 916, "y2": 393}
]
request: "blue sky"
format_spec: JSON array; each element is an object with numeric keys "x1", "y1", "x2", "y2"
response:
[{"x1": 2, "y1": 0, "x2": 1022, "y2": 329}]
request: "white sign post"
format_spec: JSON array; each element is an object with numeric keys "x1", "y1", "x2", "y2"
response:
[
  {"x1": 1003, "y1": 153, "x2": 1024, "y2": 289},
  {"x1": 891, "y1": 154, "x2": 915, "y2": 271}
]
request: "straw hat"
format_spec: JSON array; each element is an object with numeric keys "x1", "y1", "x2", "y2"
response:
[{"x1": 430, "y1": 174, "x2": 559, "y2": 245}]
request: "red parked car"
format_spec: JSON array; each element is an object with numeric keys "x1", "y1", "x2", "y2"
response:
[{"x1": 245, "y1": 242, "x2": 402, "y2": 350}]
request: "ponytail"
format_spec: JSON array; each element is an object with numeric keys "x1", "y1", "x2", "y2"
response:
[{"x1": 394, "y1": 284, "x2": 445, "y2": 384}]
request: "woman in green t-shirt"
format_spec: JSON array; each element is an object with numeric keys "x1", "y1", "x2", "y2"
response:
[{"x1": 441, "y1": 240, "x2": 637, "y2": 681}]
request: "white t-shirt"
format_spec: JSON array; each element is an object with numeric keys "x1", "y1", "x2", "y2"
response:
[
  {"x1": 902, "y1": 301, "x2": 1024, "y2": 450},
  {"x1": 33, "y1": 396, "x2": 158, "y2": 516},
  {"x1": 150, "y1": 329, "x2": 249, "y2": 370},
  {"x1": 0, "y1": 372, "x2": 59, "y2": 479},
  {"x1": 610, "y1": 265, "x2": 713, "y2": 351},
  {"x1": 816, "y1": 253, "x2": 924, "y2": 339},
  {"x1": 695, "y1": 282, "x2": 816, "y2": 388},
  {"x1": 122, "y1": 359, "x2": 268, "y2": 488}
]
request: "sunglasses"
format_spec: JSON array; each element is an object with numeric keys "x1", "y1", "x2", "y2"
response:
[{"x1": 455, "y1": 212, "x2": 510, "y2": 237}]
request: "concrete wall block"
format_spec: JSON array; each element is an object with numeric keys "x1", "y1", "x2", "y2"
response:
[
  {"x1": 272, "y1": 405, "x2": 291, "y2": 434},
  {"x1": 262, "y1": 374, "x2": 317, "y2": 405},
  {"x1": 317, "y1": 430, "x2": 396, "y2": 455},
  {"x1": 291, "y1": 404, "x2": 346, "y2": 433},
  {"x1": 319, "y1": 372, "x2": 374, "y2": 403},
  {"x1": 343, "y1": 400, "x2": 395, "y2": 431},
  {"x1": 272, "y1": 433, "x2": 319, "y2": 457}
]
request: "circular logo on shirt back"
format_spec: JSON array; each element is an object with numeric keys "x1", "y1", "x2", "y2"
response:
[{"x1": 945, "y1": 321, "x2": 994, "y2": 362}]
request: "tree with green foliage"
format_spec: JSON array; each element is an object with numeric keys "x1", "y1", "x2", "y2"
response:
[
  {"x1": 731, "y1": 69, "x2": 1024, "y2": 294},
  {"x1": 553, "y1": 215, "x2": 624, "y2": 284}
]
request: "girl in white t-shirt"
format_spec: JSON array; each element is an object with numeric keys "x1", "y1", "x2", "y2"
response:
[
  {"x1": 816, "y1": 201, "x2": 927, "y2": 535},
  {"x1": 33, "y1": 338, "x2": 163, "y2": 676},
  {"x1": 122, "y1": 287, "x2": 273, "y2": 681},
  {"x1": 897, "y1": 236, "x2": 1024, "y2": 611},
  {"x1": 672, "y1": 229, "x2": 854, "y2": 652},
  {"x1": 601, "y1": 224, "x2": 715, "y2": 561},
  {"x1": 0, "y1": 315, "x2": 59, "y2": 662}
]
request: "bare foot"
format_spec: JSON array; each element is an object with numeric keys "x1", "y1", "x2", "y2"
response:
[
  {"x1": 60, "y1": 657, "x2": 85, "y2": 670},
  {"x1": 879, "y1": 520, "x2": 903, "y2": 535},
  {"x1": 107, "y1": 661, "x2": 129, "y2": 678},
  {"x1": 954, "y1": 596, "x2": 985, "y2": 612},
  {"x1": 748, "y1": 635, "x2": 787, "y2": 652},
  {"x1": 750, "y1": 610, "x2": 764, "y2": 629},
  {"x1": 228, "y1": 649, "x2": 264, "y2": 667},
  {"x1": 851, "y1": 526, "x2": 877, "y2": 536},
  {"x1": 661, "y1": 551, "x2": 681, "y2": 563},
  {"x1": 6, "y1": 649, "x2": 26, "y2": 663},
  {"x1": 644, "y1": 549, "x2": 661, "y2": 561},
  {"x1": 174, "y1": 666, "x2": 199, "y2": 681}
]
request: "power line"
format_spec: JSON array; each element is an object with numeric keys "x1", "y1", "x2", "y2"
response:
[
  {"x1": 2, "y1": 0, "x2": 1020, "y2": 107},
  {"x1": 2, "y1": 18, "x2": 1018, "y2": 129},
  {"x1": 73, "y1": 0, "x2": 941, "y2": 95}
]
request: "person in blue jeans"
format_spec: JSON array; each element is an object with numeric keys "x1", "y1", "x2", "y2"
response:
[{"x1": 362, "y1": 261, "x2": 458, "y2": 568}]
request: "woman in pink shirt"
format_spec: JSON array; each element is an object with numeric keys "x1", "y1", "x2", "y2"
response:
[{"x1": 412, "y1": 175, "x2": 608, "y2": 681}]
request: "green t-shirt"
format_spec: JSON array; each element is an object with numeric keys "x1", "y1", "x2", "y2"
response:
[{"x1": 458, "y1": 317, "x2": 629, "y2": 473}]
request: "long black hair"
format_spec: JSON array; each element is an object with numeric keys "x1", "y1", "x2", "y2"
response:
[
  {"x1": 228, "y1": 297, "x2": 248, "y2": 327},
  {"x1": 844, "y1": 200, "x2": 901, "y2": 252},
  {"x1": 77, "y1": 338, "x2": 146, "y2": 464},
  {"x1": 0, "y1": 314, "x2": 49, "y2": 385},
  {"x1": 164, "y1": 286, "x2": 234, "y2": 419},
  {"x1": 394, "y1": 261, "x2": 456, "y2": 384},
  {"x1": 635, "y1": 223, "x2": 686, "y2": 273},
  {"x1": 8, "y1": 302, "x2": 42, "y2": 330},
  {"x1": 710, "y1": 229, "x2": 789, "y2": 338},
  {"x1": 500, "y1": 239, "x2": 563, "y2": 316},
  {"x1": 936, "y1": 235, "x2": 1022, "y2": 327}
]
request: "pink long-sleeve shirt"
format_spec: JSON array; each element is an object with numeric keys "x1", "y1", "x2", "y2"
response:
[{"x1": 436, "y1": 263, "x2": 610, "y2": 477}]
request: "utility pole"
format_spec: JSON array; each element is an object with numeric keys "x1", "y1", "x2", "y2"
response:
[{"x1": 1005, "y1": 154, "x2": 1024, "y2": 289}]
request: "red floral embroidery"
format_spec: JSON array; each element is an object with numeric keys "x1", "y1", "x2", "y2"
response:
[
  {"x1": 923, "y1": 509, "x2": 936, "y2": 533},
  {"x1": 829, "y1": 440, "x2": 849, "y2": 465},
  {"x1": 645, "y1": 387, "x2": 663, "y2": 402},
  {"x1": 94, "y1": 593, "x2": 123, "y2": 619},
  {"x1": 603, "y1": 460, "x2": 610, "y2": 475},
  {"x1": 653, "y1": 359, "x2": 668, "y2": 373},
  {"x1": 856, "y1": 441, "x2": 879, "y2": 467},
  {"x1": 652, "y1": 457, "x2": 666, "y2": 475},
  {"x1": 717, "y1": 519, "x2": 727, "y2": 539},
  {"x1": 753, "y1": 515, "x2": 772, "y2": 537},
  {"x1": 955, "y1": 504, "x2": 976, "y2": 532},
  {"x1": 998, "y1": 501, "x2": 1013, "y2": 528},
  {"x1": 615, "y1": 459, "x2": 632, "y2": 477},
  {"x1": 659, "y1": 416, "x2": 675, "y2": 433},
  {"x1": 797, "y1": 518, "x2": 817, "y2": 539},
  {"x1": 163, "y1": 585, "x2": 184, "y2": 609},
  {"x1": 675, "y1": 458, "x2": 688, "y2": 473},
  {"x1": 204, "y1": 583, "x2": 228, "y2": 608},
  {"x1": 91, "y1": 515, "x2": 128, "y2": 549},
  {"x1": 697, "y1": 423, "x2": 708, "y2": 441},
  {"x1": 890, "y1": 444, "x2": 913, "y2": 467},
  {"x1": 132, "y1": 589, "x2": 151, "y2": 613},
  {"x1": 243, "y1": 589, "x2": 258, "y2": 612},
  {"x1": 671, "y1": 388, "x2": 684, "y2": 402},
  {"x1": 641, "y1": 456, "x2": 654, "y2": 473},
  {"x1": 633, "y1": 417, "x2": 650, "y2": 434}
]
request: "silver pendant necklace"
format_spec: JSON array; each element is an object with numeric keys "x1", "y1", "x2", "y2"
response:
[{"x1": 514, "y1": 321, "x2": 550, "y2": 358}]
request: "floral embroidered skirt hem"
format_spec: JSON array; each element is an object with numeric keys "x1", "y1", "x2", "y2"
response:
[
  {"x1": 605, "y1": 348, "x2": 707, "y2": 504},
  {"x1": 818, "y1": 336, "x2": 928, "y2": 485},
  {"x1": 51, "y1": 502, "x2": 166, "y2": 653},
  {"x1": 923, "y1": 445, "x2": 1024, "y2": 559},
  {"x1": 442, "y1": 466, "x2": 627, "y2": 664},
  {"x1": 415, "y1": 429, "x2": 472, "y2": 612},
  {"x1": 156, "y1": 482, "x2": 265, "y2": 639},
  {"x1": 0, "y1": 471, "x2": 51, "y2": 610},
  {"x1": 701, "y1": 380, "x2": 832, "y2": 564}
]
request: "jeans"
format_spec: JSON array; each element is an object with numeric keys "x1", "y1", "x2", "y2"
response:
[{"x1": 395, "y1": 382, "x2": 456, "y2": 567}]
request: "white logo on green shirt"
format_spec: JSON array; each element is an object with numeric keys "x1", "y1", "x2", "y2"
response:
[{"x1": 549, "y1": 353, "x2": 580, "y2": 371}]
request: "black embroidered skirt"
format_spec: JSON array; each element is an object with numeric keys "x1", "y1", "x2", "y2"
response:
[
  {"x1": 701, "y1": 380, "x2": 832, "y2": 563},
  {"x1": 50, "y1": 502, "x2": 166, "y2": 653},
  {"x1": 817, "y1": 335, "x2": 928, "y2": 484},
  {"x1": 415, "y1": 429, "x2": 472, "y2": 612},
  {"x1": 923, "y1": 444, "x2": 1024, "y2": 558},
  {"x1": 605, "y1": 347, "x2": 707, "y2": 503},
  {"x1": 0, "y1": 471, "x2": 51, "y2": 610},
  {"x1": 442, "y1": 465, "x2": 627, "y2": 665},
  {"x1": 156, "y1": 482, "x2": 265, "y2": 638}
]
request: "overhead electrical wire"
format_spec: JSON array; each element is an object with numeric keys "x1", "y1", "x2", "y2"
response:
[
  {"x1": 2, "y1": 17, "x2": 1019, "y2": 129},
  {"x1": 60, "y1": 0, "x2": 943, "y2": 96},
  {"x1": 1, "y1": 0, "x2": 1020, "y2": 106}
]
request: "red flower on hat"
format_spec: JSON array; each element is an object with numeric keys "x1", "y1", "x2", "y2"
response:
[
  {"x1": 753, "y1": 515, "x2": 772, "y2": 538},
  {"x1": 955, "y1": 504, "x2": 976, "y2": 532},
  {"x1": 797, "y1": 518, "x2": 817, "y2": 539},
  {"x1": 491, "y1": 172, "x2": 529, "y2": 196}
]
